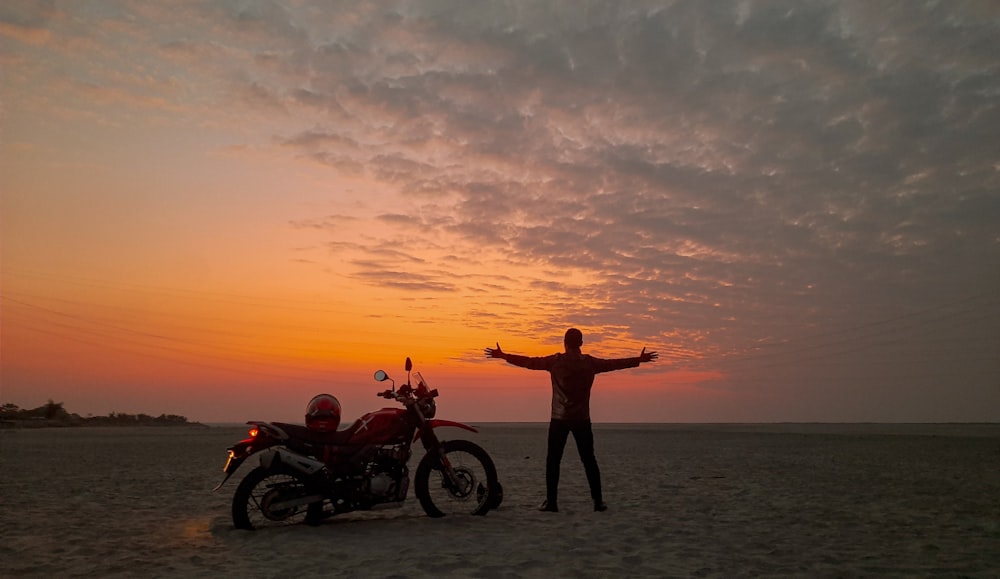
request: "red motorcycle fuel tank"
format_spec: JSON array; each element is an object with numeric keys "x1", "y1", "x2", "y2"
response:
[{"x1": 344, "y1": 407, "x2": 411, "y2": 445}]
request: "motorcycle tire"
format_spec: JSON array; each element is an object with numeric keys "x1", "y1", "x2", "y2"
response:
[
  {"x1": 231, "y1": 465, "x2": 324, "y2": 530},
  {"x1": 414, "y1": 439, "x2": 500, "y2": 518}
]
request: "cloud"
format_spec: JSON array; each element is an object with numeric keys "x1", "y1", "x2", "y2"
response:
[
  {"x1": 0, "y1": 20, "x2": 50, "y2": 45},
  {"x1": 222, "y1": 5, "x2": 996, "y2": 295},
  {"x1": 0, "y1": 1, "x2": 57, "y2": 45},
  {"x1": 6, "y1": 1, "x2": 997, "y2": 414}
]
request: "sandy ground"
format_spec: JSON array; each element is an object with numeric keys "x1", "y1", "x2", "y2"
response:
[{"x1": 1, "y1": 423, "x2": 998, "y2": 578}]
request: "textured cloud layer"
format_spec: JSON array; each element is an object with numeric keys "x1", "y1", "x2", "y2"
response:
[{"x1": 4, "y1": 0, "x2": 998, "y2": 419}]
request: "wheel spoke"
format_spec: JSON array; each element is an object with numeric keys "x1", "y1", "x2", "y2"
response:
[
  {"x1": 233, "y1": 468, "x2": 321, "y2": 530},
  {"x1": 415, "y1": 440, "x2": 498, "y2": 517}
]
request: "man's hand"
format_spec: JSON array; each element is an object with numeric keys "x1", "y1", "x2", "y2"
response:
[
  {"x1": 639, "y1": 347, "x2": 658, "y2": 363},
  {"x1": 485, "y1": 342, "x2": 506, "y2": 360}
]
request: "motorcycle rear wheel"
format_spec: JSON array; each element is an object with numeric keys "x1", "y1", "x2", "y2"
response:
[
  {"x1": 231, "y1": 466, "x2": 324, "y2": 530},
  {"x1": 415, "y1": 439, "x2": 499, "y2": 517}
]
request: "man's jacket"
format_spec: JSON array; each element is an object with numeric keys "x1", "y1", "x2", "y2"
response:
[{"x1": 503, "y1": 351, "x2": 641, "y2": 421}]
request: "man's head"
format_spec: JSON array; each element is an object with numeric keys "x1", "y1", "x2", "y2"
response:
[{"x1": 564, "y1": 328, "x2": 583, "y2": 351}]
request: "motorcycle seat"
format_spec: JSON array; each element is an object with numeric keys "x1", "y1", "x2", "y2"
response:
[{"x1": 273, "y1": 422, "x2": 355, "y2": 445}]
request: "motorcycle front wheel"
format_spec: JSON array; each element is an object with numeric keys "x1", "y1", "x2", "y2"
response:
[
  {"x1": 231, "y1": 466, "x2": 325, "y2": 530},
  {"x1": 415, "y1": 439, "x2": 499, "y2": 517}
]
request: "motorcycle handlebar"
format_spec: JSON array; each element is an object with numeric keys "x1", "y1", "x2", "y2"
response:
[{"x1": 376, "y1": 388, "x2": 437, "y2": 401}]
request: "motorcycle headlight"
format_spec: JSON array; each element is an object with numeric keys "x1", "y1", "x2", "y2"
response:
[{"x1": 421, "y1": 399, "x2": 436, "y2": 419}]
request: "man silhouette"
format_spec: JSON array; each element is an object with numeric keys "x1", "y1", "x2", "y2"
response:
[{"x1": 485, "y1": 328, "x2": 657, "y2": 512}]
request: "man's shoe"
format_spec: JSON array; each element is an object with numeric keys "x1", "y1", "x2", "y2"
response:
[
  {"x1": 538, "y1": 500, "x2": 559, "y2": 512},
  {"x1": 594, "y1": 501, "x2": 608, "y2": 512}
]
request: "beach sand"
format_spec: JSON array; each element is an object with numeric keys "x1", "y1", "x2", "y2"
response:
[{"x1": 1, "y1": 423, "x2": 998, "y2": 577}]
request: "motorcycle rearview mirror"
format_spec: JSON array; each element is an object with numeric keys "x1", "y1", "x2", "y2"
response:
[
  {"x1": 405, "y1": 357, "x2": 413, "y2": 372},
  {"x1": 374, "y1": 369, "x2": 395, "y2": 391}
]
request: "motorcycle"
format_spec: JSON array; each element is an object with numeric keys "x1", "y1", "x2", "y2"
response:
[{"x1": 215, "y1": 358, "x2": 502, "y2": 530}]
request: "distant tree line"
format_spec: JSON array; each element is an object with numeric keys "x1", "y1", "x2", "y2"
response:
[{"x1": 0, "y1": 400, "x2": 199, "y2": 428}]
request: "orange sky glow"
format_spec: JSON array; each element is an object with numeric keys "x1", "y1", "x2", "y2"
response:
[{"x1": 2, "y1": 2, "x2": 998, "y2": 423}]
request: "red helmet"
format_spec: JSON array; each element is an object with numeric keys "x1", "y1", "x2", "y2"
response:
[{"x1": 305, "y1": 394, "x2": 341, "y2": 432}]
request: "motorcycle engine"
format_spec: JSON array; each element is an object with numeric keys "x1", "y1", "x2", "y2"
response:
[
  {"x1": 369, "y1": 473, "x2": 396, "y2": 496},
  {"x1": 365, "y1": 449, "x2": 408, "y2": 499}
]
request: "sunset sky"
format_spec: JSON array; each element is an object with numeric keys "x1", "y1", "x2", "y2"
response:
[{"x1": 2, "y1": 1, "x2": 998, "y2": 424}]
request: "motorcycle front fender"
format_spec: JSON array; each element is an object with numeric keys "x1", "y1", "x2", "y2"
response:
[
  {"x1": 428, "y1": 419, "x2": 479, "y2": 434},
  {"x1": 414, "y1": 419, "x2": 478, "y2": 442}
]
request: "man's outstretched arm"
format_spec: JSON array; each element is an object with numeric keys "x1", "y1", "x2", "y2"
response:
[
  {"x1": 593, "y1": 347, "x2": 659, "y2": 373},
  {"x1": 484, "y1": 342, "x2": 554, "y2": 370}
]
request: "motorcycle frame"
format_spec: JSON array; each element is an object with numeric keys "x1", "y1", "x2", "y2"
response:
[{"x1": 215, "y1": 394, "x2": 480, "y2": 493}]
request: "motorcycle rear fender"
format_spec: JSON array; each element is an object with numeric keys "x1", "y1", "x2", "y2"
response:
[
  {"x1": 213, "y1": 438, "x2": 257, "y2": 492},
  {"x1": 215, "y1": 420, "x2": 289, "y2": 481},
  {"x1": 414, "y1": 419, "x2": 478, "y2": 442},
  {"x1": 212, "y1": 430, "x2": 308, "y2": 492}
]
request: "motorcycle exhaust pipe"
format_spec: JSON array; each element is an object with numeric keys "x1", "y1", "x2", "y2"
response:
[
  {"x1": 266, "y1": 493, "x2": 326, "y2": 512},
  {"x1": 259, "y1": 448, "x2": 327, "y2": 476}
]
